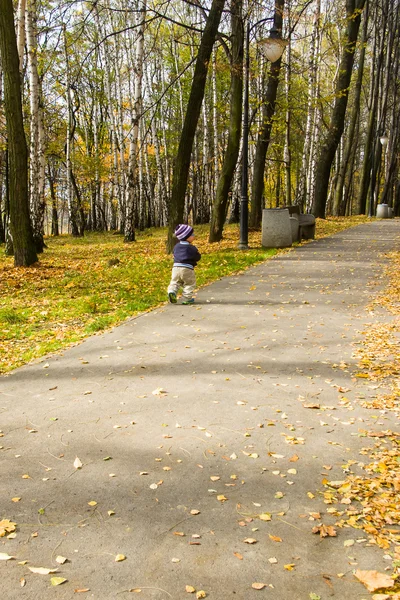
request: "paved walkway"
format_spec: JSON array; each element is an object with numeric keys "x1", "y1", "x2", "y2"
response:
[{"x1": 1, "y1": 220, "x2": 399, "y2": 600}]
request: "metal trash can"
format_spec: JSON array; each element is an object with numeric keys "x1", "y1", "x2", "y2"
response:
[{"x1": 376, "y1": 203, "x2": 389, "y2": 218}]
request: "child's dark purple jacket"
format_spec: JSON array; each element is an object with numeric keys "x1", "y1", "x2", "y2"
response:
[{"x1": 173, "y1": 241, "x2": 201, "y2": 269}]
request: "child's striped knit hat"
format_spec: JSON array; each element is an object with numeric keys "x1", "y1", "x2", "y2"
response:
[{"x1": 174, "y1": 224, "x2": 194, "y2": 241}]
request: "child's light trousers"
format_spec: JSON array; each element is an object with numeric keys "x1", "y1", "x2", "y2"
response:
[{"x1": 168, "y1": 267, "x2": 196, "y2": 300}]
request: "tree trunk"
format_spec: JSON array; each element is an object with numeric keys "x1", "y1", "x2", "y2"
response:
[
  {"x1": 312, "y1": 0, "x2": 366, "y2": 218},
  {"x1": 249, "y1": 0, "x2": 285, "y2": 229},
  {"x1": 209, "y1": 0, "x2": 243, "y2": 242},
  {"x1": 26, "y1": 0, "x2": 46, "y2": 252},
  {"x1": 0, "y1": 0, "x2": 37, "y2": 266},
  {"x1": 125, "y1": 0, "x2": 146, "y2": 243},
  {"x1": 332, "y1": 1, "x2": 368, "y2": 216},
  {"x1": 167, "y1": 0, "x2": 226, "y2": 252},
  {"x1": 296, "y1": 0, "x2": 320, "y2": 210}
]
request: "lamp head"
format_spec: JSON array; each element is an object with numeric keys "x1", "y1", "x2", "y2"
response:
[
  {"x1": 380, "y1": 134, "x2": 389, "y2": 147},
  {"x1": 258, "y1": 26, "x2": 288, "y2": 62}
]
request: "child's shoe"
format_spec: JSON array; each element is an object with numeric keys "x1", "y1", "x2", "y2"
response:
[
  {"x1": 168, "y1": 292, "x2": 177, "y2": 304},
  {"x1": 182, "y1": 298, "x2": 194, "y2": 305}
]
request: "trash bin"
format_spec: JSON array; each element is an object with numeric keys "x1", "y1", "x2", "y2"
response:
[
  {"x1": 376, "y1": 203, "x2": 389, "y2": 218},
  {"x1": 262, "y1": 208, "x2": 292, "y2": 248}
]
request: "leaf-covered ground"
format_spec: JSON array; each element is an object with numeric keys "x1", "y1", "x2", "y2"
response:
[
  {"x1": 320, "y1": 249, "x2": 400, "y2": 595},
  {"x1": 0, "y1": 218, "x2": 368, "y2": 374}
]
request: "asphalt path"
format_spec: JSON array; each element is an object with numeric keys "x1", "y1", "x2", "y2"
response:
[{"x1": 1, "y1": 219, "x2": 399, "y2": 599}]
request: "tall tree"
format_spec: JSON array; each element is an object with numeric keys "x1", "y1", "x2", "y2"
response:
[
  {"x1": 311, "y1": 0, "x2": 366, "y2": 218},
  {"x1": 167, "y1": 0, "x2": 226, "y2": 252},
  {"x1": 0, "y1": 0, "x2": 37, "y2": 266},
  {"x1": 209, "y1": 0, "x2": 243, "y2": 242},
  {"x1": 249, "y1": 0, "x2": 285, "y2": 229}
]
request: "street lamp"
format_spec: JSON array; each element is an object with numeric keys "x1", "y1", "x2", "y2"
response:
[{"x1": 239, "y1": 22, "x2": 288, "y2": 250}]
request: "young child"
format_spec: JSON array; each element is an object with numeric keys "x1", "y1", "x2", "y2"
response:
[{"x1": 168, "y1": 224, "x2": 201, "y2": 304}]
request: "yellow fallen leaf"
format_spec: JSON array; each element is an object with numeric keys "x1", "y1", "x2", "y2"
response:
[
  {"x1": 284, "y1": 564, "x2": 296, "y2": 571},
  {"x1": 0, "y1": 519, "x2": 16, "y2": 536},
  {"x1": 217, "y1": 495, "x2": 228, "y2": 502},
  {"x1": 233, "y1": 552, "x2": 243, "y2": 560},
  {"x1": 115, "y1": 554, "x2": 126, "y2": 562},
  {"x1": 269, "y1": 535, "x2": 282, "y2": 542},
  {"x1": 259, "y1": 513, "x2": 271, "y2": 522},
  {"x1": 12, "y1": 497, "x2": 21, "y2": 503},
  {"x1": 196, "y1": 592, "x2": 206, "y2": 599},
  {"x1": 51, "y1": 577, "x2": 67, "y2": 586},
  {"x1": 354, "y1": 570, "x2": 394, "y2": 592},
  {"x1": 186, "y1": 585, "x2": 196, "y2": 593},
  {"x1": 88, "y1": 501, "x2": 97, "y2": 507}
]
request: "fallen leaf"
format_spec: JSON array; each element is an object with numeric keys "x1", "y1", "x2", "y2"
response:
[
  {"x1": 269, "y1": 535, "x2": 282, "y2": 543},
  {"x1": 259, "y1": 513, "x2": 271, "y2": 522},
  {"x1": 190, "y1": 510, "x2": 200, "y2": 515},
  {"x1": 88, "y1": 501, "x2": 97, "y2": 507},
  {"x1": 74, "y1": 457, "x2": 83, "y2": 469},
  {"x1": 51, "y1": 577, "x2": 67, "y2": 586},
  {"x1": 217, "y1": 495, "x2": 228, "y2": 502},
  {"x1": 0, "y1": 553, "x2": 15, "y2": 561},
  {"x1": 152, "y1": 387, "x2": 167, "y2": 396},
  {"x1": 115, "y1": 554, "x2": 126, "y2": 562},
  {"x1": 0, "y1": 519, "x2": 16, "y2": 536},
  {"x1": 186, "y1": 585, "x2": 196, "y2": 593},
  {"x1": 196, "y1": 592, "x2": 206, "y2": 599},
  {"x1": 233, "y1": 552, "x2": 243, "y2": 560},
  {"x1": 284, "y1": 564, "x2": 296, "y2": 571},
  {"x1": 28, "y1": 566, "x2": 59, "y2": 574},
  {"x1": 55, "y1": 556, "x2": 67, "y2": 564},
  {"x1": 354, "y1": 570, "x2": 394, "y2": 592},
  {"x1": 268, "y1": 557, "x2": 278, "y2": 564},
  {"x1": 243, "y1": 538, "x2": 258, "y2": 544},
  {"x1": 312, "y1": 524, "x2": 337, "y2": 538},
  {"x1": 74, "y1": 589, "x2": 91, "y2": 594},
  {"x1": 252, "y1": 583, "x2": 266, "y2": 590}
]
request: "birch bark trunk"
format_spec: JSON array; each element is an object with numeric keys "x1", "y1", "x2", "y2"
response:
[
  {"x1": 125, "y1": 0, "x2": 146, "y2": 242},
  {"x1": 26, "y1": 0, "x2": 46, "y2": 251}
]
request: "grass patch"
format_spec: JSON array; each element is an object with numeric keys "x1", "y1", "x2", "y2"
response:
[{"x1": 0, "y1": 217, "x2": 369, "y2": 373}]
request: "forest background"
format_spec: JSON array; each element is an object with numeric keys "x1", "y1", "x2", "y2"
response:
[{"x1": 0, "y1": 0, "x2": 399, "y2": 254}]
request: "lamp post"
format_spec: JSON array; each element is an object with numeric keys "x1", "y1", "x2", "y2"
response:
[
  {"x1": 238, "y1": 21, "x2": 288, "y2": 249},
  {"x1": 369, "y1": 132, "x2": 389, "y2": 217}
]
